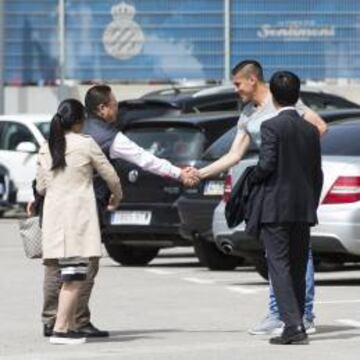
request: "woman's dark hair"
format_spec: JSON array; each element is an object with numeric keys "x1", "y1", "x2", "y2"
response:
[
  {"x1": 84, "y1": 84, "x2": 112, "y2": 115},
  {"x1": 49, "y1": 99, "x2": 85, "y2": 171}
]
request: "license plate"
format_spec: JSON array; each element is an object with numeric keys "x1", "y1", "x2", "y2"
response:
[
  {"x1": 111, "y1": 211, "x2": 152, "y2": 225},
  {"x1": 203, "y1": 181, "x2": 224, "y2": 196}
]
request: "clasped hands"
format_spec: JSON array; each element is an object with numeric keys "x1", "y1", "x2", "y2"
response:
[{"x1": 179, "y1": 167, "x2": 201, "y2": 187}]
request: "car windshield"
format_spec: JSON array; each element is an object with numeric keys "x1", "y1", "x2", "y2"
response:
[
  {"x1": 125, "y1": 126, "x2": 206, "y2": 161},
  {"x1": 321, "y1": 122, "x2": 360, "y2": 156},
  {"x1": 202, "y1": 126, "x2": 258, "y2": 160},
  {"x1": 35, "y1": 122, "x2": 50, "y2": 140}
]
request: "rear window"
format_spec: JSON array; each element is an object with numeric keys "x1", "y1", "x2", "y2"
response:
[
  {"x1": 202, "y1": 126, "x2": 258, "y2": 160},
  {"x1": 194, "y1": 100, "x2": 240, "y2": 112},
  {"x1": 321, "y1": 124, "x2": 360, "y2": 156},
  {"x1": 301, "y1": 93, "x2": 359, "y2": 112},
  {"x1": 125, "y1": 126, "x2": 206, "y2": 161}
]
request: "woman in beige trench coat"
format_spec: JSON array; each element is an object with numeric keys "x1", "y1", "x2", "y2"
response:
[{"x1": 36, "y1": 99, "x2": 122, "y2": 345}]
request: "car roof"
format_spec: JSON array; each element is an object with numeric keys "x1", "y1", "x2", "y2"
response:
[
  {"x1": 124, "y1": 111, "x2": 240, "y2": 129},
  {"x1": 140, "y1": 84, "x2": 359, "y2": 107},
  {"x1": 0, "y1": 114, "x2": 52, "y2": 123},
  {"x1": 140, "y1": 85, "x2": 233, "y2": 104},
  {"x1": 118, "y1": 98, "x2": 181, "y2": 109},
  {"x1": 141, "y1": 85, "x2": 212, "y2": 98}
]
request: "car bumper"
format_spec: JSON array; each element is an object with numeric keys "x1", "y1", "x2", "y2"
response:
[
  {"x1": 310, "y1": 203, "x2": 360, "y2": 257},
  {"x1": 177, "y1": 197, "x2": 220, "y2": 240},
  {"x1": 0, "y1": 200, "x2": 10, "y2": 212},
  {"x1": 213, "y1": 202, "x2": 360, "y2": 260},
  {"x1": 214, "y1": 226, "x2": 262, "y2": 258},
  {"x1": 103, "y1": 203, "x2": 191, "y2": 247}
]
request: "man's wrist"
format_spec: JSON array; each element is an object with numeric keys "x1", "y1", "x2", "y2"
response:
[{"x1": 172, "y1": 166, "x2": 182, "y2": 180}]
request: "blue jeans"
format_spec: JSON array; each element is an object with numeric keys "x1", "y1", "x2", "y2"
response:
[{"x1": 269, "y1": 249, "x2": 315, "y2": 321}]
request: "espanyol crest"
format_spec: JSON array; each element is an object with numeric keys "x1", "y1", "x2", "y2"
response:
[{"x1": 102, "y1": 2, "x2": 145, "y2": 60}]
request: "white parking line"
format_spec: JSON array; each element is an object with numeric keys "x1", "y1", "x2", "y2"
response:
[
  {"x1": 226, "y1": 285, "x2": 263, "y2": 294},
  {"x1": 1, "y1": 247, "x2": 22, "y2": 252},
  {"x1": 315, "y1": 300, "x2": 360, "y2": 305},
  {"x1": 146, "y1": 269, "x2": 174, "y2": 275},
  {"x1": 336, "y1": 319, "x2": 360, "y2": 328},
  {"x1": 183, "y1": 277, "x2": 215, "y2": 285}
]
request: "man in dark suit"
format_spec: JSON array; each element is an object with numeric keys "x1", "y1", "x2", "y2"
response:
[{"x1": 249, "y1": 71, "x2": 323, "y2": 345}]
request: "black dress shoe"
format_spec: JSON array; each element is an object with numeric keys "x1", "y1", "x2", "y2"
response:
[
  {"x1": 43, "y1": 324, "x2": 54, "y2": 337},
  {"x1": 270, "y1": 325, "x2": 308, "y2": 345},
  {"x1": 76, "y1": 323, "x2": 109, "y2": 337}
]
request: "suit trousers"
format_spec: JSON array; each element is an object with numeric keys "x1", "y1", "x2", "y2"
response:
[
  {"x1": 42, "y1": 257, "x2": 99, "y2": 328},
  {"x1": 261, "y1": 223, "x2": 310, "y2": 328}
]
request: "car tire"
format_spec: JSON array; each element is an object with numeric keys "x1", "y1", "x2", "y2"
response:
[
  {"x1": 193, "y1": 236, "x2": 241, "y2": 270},
  {"x1": 104, "y1": 243, "x2": 159, "y2": 266},
  {"x1": 251, "y1": 253, "x2": 269, "y2": 280}
]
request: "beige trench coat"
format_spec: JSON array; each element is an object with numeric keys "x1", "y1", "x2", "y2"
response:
[{"x1": 36, "y1": 132, "x2": 122, "y2": 259}]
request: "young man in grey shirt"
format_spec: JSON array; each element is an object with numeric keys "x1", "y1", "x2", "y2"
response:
[{"x1": 199, "y1": 60, "x2": 327, "y2": 336}]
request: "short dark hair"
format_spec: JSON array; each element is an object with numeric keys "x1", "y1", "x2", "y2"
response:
[
  {"x1": 269, "y1": 71, "x2": 300, "y2": 107},
  {"x1": 231, "y1": 60, "x2": 264, "y2": 81},
  {"x1": 85, "y1": 84, "x2": 112, "y2": 114}
]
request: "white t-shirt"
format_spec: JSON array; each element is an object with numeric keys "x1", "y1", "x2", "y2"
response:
[{"x1": 237, "y1": 93, "x2": 308, "y2": 147}]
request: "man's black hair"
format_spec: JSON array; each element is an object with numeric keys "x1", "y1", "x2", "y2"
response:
[
  {"x1": 85, "y1": 84, "x2": 112, "y2": 114},
  {"x1": 231, "y1": 60, "x2": 264, "y2": 81},
  {"x1": 269, "y1": 71, "x2": 300, "y2": 107}
]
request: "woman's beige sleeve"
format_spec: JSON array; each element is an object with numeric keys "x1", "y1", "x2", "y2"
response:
[{"x1": 89, "y1": 138, "x2": 123, "y2": 203}]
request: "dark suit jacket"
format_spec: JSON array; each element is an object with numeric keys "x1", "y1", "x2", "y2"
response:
[
  {"x1": 249, "y1": 109, "x2": 323, "y2": 225},
  {"x1": 225, "y1": 166, "x2": 255, "y2": 229},
  {"x1": 225, "y1": 165, "x2": 264, "y2": 237}
]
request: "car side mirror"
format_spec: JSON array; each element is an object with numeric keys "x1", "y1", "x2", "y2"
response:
[{"x1": 16, "y1": 142, "x2": 37, "y2": 153}]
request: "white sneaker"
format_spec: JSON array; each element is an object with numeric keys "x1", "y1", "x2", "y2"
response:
[
  {"x1": 50, "y1": 331, "x2": 86, "y2": 345},
  {"x1": 304, "y1": 319, "x2": 316, "y2": 335},
  {"x1": 271, "y1": 319, "x2": 316, "y2": 336},
  {"x1": 248, "y1": 315, "x2": 284, "y2": 335}
]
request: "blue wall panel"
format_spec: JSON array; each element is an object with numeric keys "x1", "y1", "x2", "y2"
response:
[
  {"x1": 232, "y1": 0, "x2": 360, "y2": 80},
  {"x1": 64, "y1": 0, "x2": 224, "y2": 81},
  {"x1": 4, "y1": 0, "x2": 59, "y2": 84},
  {"x1": 4, "y1": 0, "x2": 360, "y2": 84}
]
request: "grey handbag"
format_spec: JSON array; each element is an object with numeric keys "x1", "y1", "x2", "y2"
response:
[{"x1": 19, "y1": 216, "x2": 42, "y2": 259}]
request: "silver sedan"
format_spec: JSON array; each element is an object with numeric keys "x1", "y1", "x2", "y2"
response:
[{"x1": 213, "y1": 119, "x2": 360, "y2": 270}]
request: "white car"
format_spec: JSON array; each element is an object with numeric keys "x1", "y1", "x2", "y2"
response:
[{"x1": 0, "y1": 114, "x2": 51, "y2": 204}]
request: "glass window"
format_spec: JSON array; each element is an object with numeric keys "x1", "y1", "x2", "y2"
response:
[
  {"x1": 35, "y1": 122, "x2": 51, "y2": 140},
  {"x1": 194, "y1": 100, "x2": 240, "y2": 112},
  {"x1": 202, "y1": 126, "x2": 258, "y2": 160},
  {"x1": 0, "y1": 122, "x2": 37, "y2": 151},
  {"x1": 301, "y1": 93, "x2": 359, "y2": 112},
  {"x1": 321, "y1": 123, "x2": 360, "y2": 156},
  {"x1": 125, "y1": 126, "x2": 206, "y2": 161},
  {"x1": 0, "y1": 123, "x2": 4, "y2": 149},
  {"x1": 0, "y1": 166, "x2": 6, "y2": 199}
]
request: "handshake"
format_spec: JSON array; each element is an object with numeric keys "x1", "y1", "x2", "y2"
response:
[{"x1": 179, "y1": 167, "x2": 202, "y2": 187}]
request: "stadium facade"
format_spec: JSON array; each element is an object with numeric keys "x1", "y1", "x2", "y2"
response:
[{"x1": 3, "y1": 0, "x2": 360, "y2": 85}]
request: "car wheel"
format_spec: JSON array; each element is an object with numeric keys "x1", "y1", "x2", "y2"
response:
[
  {"x1": 193, "y1": 236, "x2": 241, "y2": 270},
  {"x1": 104, "y1": 243, "x2": 159, "y2": 266},
  {"x1": 251, "y1": 253, "x2": 269, "y2": 280}
]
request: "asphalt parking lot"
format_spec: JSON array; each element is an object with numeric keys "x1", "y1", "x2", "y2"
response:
[{"x1": 1, "y1": 218, "x2": 360, "y2": 360}]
